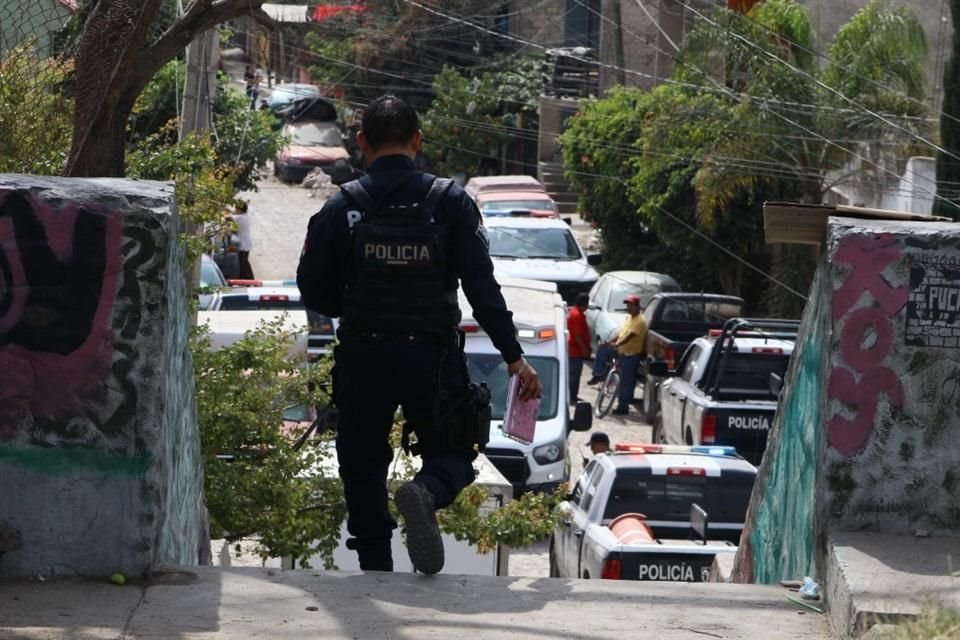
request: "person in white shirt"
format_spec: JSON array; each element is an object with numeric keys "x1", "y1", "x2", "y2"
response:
[{"x1": 231, "y1": 200, "x2": 254, "y2": 279}]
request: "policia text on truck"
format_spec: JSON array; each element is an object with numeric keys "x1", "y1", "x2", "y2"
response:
[{"x1": 296, "y1": 95, "x2": 542, "y2": 575}]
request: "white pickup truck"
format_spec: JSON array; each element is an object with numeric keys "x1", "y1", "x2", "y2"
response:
[
  {"x1": 549, "y1": 443, "x2": 757, "y2": 581},
  {"x1": 459, "y1": 277, "x2": 593, "y2": 494}
]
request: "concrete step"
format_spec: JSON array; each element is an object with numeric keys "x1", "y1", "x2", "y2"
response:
[
  {"x1": 0, "y1": 565, "x2": 831, "y2": 639},
  {"x1": 826, "y1": 531, "x2": 960, "y2": 639}
]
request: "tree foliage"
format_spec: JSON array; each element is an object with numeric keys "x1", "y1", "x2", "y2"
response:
[
  {"x1": 191, "y1": 319, "x2": 343, "y2": 566},
  {"x1": 0, "y1": 41, "x2": 74, "y2": 175},
  {"x1": 561, "y1": 0, "x2": 931, "y2": 315},
  {"x1": 421, "y1": 56, "x2": 545, "y2": 177}
]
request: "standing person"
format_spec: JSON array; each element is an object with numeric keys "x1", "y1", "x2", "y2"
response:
[
  {"x1": 249, "y1": 66, "x2": 263, "y2": 110},
  {"x1": 231, "y1": 200, "x2": 254, "y2": 280},
  {"x1": 297, "y1": 94, "x2": 542, "y2": 575},
  {"x1": 611, "y1": 294, "x2": 647, "y2": 416},
  {"x1": 587, "y1": 432, "x2": 611, "y2": 455},
  {"x1": 567, "y1": 292, "x2": 591, "y2": 404},
  {"x1": 243, "y1": 64, "x2": 256, "y2": 107}
]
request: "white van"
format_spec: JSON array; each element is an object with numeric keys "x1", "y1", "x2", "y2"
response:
[{"x1": 459, "y1": 277, "x2": 593, "y2": 494}]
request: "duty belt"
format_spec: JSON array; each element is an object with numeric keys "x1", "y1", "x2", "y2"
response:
[{"x1": 337, "y1": 324, "x2": 459, "y2": 344}]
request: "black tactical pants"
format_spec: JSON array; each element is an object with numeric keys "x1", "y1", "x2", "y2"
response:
[{"x1": 332, "y1": 331, "x2": 477, "y2": 571}]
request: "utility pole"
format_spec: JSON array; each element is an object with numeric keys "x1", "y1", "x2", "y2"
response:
[
  {"x1": 181, "y1": 29, "x2": 220, "y2": 137},
  {"x1": 612, "y1": 0, "x2": 625, "y2": 85}
]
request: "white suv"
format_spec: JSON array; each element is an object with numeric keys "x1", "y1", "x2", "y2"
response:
[{"x1": 483, "y1": 216, "x2": 601, "y2": 305}]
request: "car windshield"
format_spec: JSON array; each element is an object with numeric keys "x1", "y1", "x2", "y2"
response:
[
  {"x1": 200, "y1": 259, "x2": 225, "y2": 288},
  {"x1": 270, "y1": 86, "x2": 319, "y2": 105},
  {"x1": 486, "y1": 227, "x2": 581, "y2": 259},
  {"x1": 282, "y1": 403, "x2": 314, "y2": 422},
  {"x1": 713, "y1": 352, "x2": 791, "y2": 399},
  {"x1": 652, "y1": 299, "x2": 745, "y2": 324},
  {"x1": 603, "y1": 469, "x2": 754, "y2": 525},
  {"x1": 291, "y1": 122, "x2": 343, "y2": 147},
  {"x1": 481, "y1": 200, "x2": 557, "y2": 216},
  {"x1": 609, "y1": 280, "x2": 680, "y2": 311},
  {"x1": 464, "y1": 354, "x2": 559, "y2": 420}
]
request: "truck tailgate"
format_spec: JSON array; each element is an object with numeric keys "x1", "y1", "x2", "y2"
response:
[
  {"x1": 618, "y1": 543, "x2": 735, "y2": 582},
  {"x1": 711, "y1": 405, "x2": 775, "y2": 465}
]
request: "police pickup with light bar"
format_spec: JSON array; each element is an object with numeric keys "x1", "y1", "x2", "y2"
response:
[
  {"x1": 549, "y1": 443, "x2": 757, "y2": 581},
  {"x1": 204, "y1": 280, "x2": 338, "y2": 358},
  {"x1": 458, "y1": 277, "x2": 593, "y2": 494},
  {"x1": 651, "y1": 318, "x2": 799, "y2": 465}
]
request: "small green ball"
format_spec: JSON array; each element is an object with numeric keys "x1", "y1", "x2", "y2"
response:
[{"x1": 110, "y1": 573, "x2": 126, "y2": 585}]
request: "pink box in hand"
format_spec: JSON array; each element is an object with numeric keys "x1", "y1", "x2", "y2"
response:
[{"x1": 502, "y1": 374, "x2": 539, "y2": 445}]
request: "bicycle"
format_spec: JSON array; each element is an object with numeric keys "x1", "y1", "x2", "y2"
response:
[{"x1": 594, "y1": 354, "x2": 621, "y2": 418}]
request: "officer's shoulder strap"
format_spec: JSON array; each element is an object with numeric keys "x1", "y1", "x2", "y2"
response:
[
  {"x1": 421, "y1": 177, "x2": 454, "y2": 220},
  {"x1": 339, "y1": 180, "x2": 376, "y2": 213}
]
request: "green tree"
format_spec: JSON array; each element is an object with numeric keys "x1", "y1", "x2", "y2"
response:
[
  {"x1": 64, "y1": 0, "x2": 277, "y2": 177},
  {"x1": 562, "y1": 0, "x2": 931, "y2": 315},
  {"x1": 0, "y1": 41, "x2": 74, "y2": 175},
  {"x1": 421, "y1": 56, "x2": 544, "y2": 177}
]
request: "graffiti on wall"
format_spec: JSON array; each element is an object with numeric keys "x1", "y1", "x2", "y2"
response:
[
  {"x1": 827, "y1": 234, "x2": 907, "y2": 457},
  {"x1": 906, "y1": 255, "x2": 960, "y2": 349},
  {"x1": 0, "y1": 190, "x2": 121, "y2": 439}
]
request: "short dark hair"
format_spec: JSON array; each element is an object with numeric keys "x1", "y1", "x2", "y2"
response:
[
  {"x1": 361, "y1": 95, "x2": 420, "y2": 150},
  {"x1": 575, "y1": 292, "x2": 590, "y2": 307}
]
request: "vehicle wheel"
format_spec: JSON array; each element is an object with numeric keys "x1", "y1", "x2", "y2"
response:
[
  {"x1": 642, "y1": 377, "x2": 658, "y2": 422},
  {"x1": 651, "y1": 408, "x2": 666, "y2": 444},
  {"x1": 594, "y1": 369, "x2": 620, "y2": 418},
  {"x1": 548, "y1": 539, "x2": 560, "y2": 578}
]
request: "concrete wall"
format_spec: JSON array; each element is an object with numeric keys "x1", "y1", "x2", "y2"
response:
[
  {"x1": 511, "y1": 0, "x2": 566, "y2": 48},
  {"x1": 733, "y1": 216, "x2": 960, "y2": 584},
  {"x1": 0, "y1": 175, "x2": 204, "y2": 578}
]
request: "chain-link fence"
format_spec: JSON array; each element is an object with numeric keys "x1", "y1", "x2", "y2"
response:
[{"x1": 0, "y1": 0, "x2": 81, "y2": 174}]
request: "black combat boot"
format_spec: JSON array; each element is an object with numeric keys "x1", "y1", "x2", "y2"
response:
[{"x1": 394, "y1": 481, "x2": 444, "y2": 575}]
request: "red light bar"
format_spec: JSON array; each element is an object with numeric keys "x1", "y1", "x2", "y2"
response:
[
  {"x1": 667, "y1": 467, "x2": 706, "y2": 476},
  {"x1": 708, "y1": 329, "x2": 722, "y2": 336},
  {"x1": 228, "y1": 279, "x2": 261, "y2": 287},
  {"x1": 259, "y1": 295, "x2": 289, "y2": 302},
  {"x1": 752, "y1": 346, "x2": 783, "y2": 354},
  {"x1": 460, "y1": 324, "x2": 480, "y2": 333},
  {"x1": 614, "y1": 443, "x2": 662, "y2": 454}
]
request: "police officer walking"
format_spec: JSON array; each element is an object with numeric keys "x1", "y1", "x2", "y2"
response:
[{"x1": 297, "y1": 95, "x2": 542, "y2": 575}]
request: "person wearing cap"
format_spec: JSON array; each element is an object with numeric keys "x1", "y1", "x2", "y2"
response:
[
  {"x1": 588, "y1": 431, "x2": 611, "y2": 455},
  {"x1": 567, "y1": 292, "x2": 591, "y2": 404},
  {"x1": 611, "y1": 294, "x2": 647, "y2": 416},
  {"x1": 582, "y1": 431, "x2": 611, "y2": 465}
]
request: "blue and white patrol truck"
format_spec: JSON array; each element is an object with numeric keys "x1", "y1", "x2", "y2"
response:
[
  {"x1": 458, "y1": 277, "x2": 593, "y2": 495},
  {"x1": 550, "y1": 443, "x2": 757, "y2": 581}
]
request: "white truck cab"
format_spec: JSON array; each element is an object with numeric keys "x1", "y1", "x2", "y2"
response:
[{"x1": 458, "y1": 277, "x2": 593, "y2": 494}]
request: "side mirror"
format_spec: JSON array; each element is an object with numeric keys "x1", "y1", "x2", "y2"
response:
[
  {"x1": 647, "y1": 361, "x2": 671, "y2": 377},
  {"x1": 570, "y1": 401, "x2": 593, "y2": 431},
  {"x1": 563, "y1": 217, "x2": 573, "y2": 225},
  {"x1": 769, "y1": 372, "x2": 784, "y2": 398},
  {"x1": 588, "y1": 304, "x2": 601, "y2": 311},
  {"x1": 586, "y1": 253, "x2": 603, "y2": 266}
]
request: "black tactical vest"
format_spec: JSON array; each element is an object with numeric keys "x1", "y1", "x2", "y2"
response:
[{"x1": 339, "y1": 176, "x2": 462, "y2": 333}]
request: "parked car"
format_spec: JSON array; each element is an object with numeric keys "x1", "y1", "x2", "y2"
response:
[
  {"x1": 585, "y1": 271, "x2": 681, "y2": 351},
  {"x1": 484, "y1": 216, "x2": 601, "y2": 305},
  {"x1": 464, "y1": 175, "x2": 546, "y2": 201},
  {"x1": 266, "y1": 83, "x2": 321, "y2": 111},
  {"x1": 275, "y1": 119, "x2": 352, "y2": 184},
  {"x1": 198, "y1": 254, "x2": 227, "y2": 310},
  {"x1": 653, "y1": 318, "x2": 799, "y2": 465},
  {"x1": 203, "y1": 281, "x2": 337, "y2": 359},
  {"x1": 550, "y1": 443, "x2": 757, "y2": 581},
  {"x1": 475, "y1": 190, "x2": 559, "y2": 218},
  {"x1": 640, "y1": 293, "x2": 747, "y2": 421}
]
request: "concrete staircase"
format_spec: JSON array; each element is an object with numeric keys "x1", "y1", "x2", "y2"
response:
[{"x1": 538, "y1": 160, "x2": 579, "y2": 218}]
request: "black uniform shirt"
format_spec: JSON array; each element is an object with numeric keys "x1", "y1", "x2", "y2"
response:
[{"x1": 297, "y1": 155, "x2": 523, "y2": 364}]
